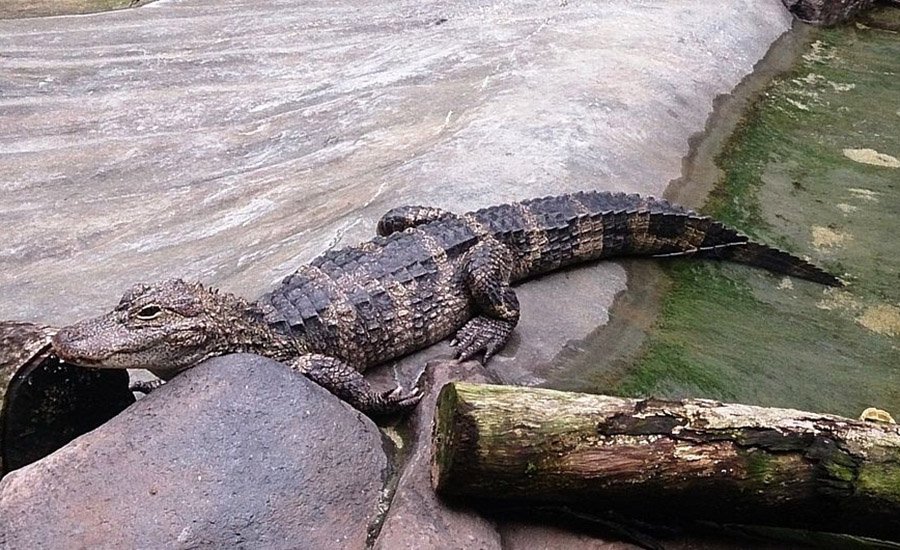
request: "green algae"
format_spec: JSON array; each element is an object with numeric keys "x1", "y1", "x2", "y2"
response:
[
  {"x1": 617, "y1": 20, "x2": 900, "y2": 418},
  {"x1": 743, "y1": 449, "x2": 809, "y2": 488},
  {"x1": 860, "y1": 5, "x2": 900, "y2": 32},
  {"x1": 857, "y1": 462, "x2": 900, "y2": 501}
]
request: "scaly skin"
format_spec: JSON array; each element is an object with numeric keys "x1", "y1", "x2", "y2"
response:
[{"x1": 51, "y1": 192, "x2": 841, "y2": 415}]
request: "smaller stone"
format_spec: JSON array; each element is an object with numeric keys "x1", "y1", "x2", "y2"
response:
[
  {"x1": 781, "y1": 0, "x2": 878, "y2": 26},
  {"x1": 499, "y1": 521, "x2": 639, "y2": 550}
]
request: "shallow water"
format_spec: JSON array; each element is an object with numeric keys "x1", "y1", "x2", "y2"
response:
[{"x1": 553, "y1": 14, "x2": 900, "y2": 418}]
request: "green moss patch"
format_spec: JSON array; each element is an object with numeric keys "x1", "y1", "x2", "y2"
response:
[{"x1": 857, "y1": 462, "x2": 900, "y2": 502}]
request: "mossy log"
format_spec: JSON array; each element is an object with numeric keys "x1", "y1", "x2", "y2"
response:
[{"x1": 432, "y1": 383, "x2": 900, "y2": 541}]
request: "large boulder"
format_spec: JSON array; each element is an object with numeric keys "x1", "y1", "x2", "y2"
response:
[{"x1": 0, "y1": 354, "x2": 388, "y2": 550}]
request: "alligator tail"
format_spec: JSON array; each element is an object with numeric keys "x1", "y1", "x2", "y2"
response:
[
  {"x1": 657, "y1": 241, "x2": 843, "y2": 287},
  {"x1": 472, "y1": 191, "x2": 842, "y2": 287}
]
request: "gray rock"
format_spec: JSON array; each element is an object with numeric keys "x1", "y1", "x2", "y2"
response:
[
  {"x1": 373, "y1": 359, "x2": 502, "y2": 550},
  {"x1": 781, "y1": 0, "x2": 876, "y2": 25},
  {"x1": 499, "y1": 521, "x2": 639, "y2": 550},
  {"x1": 0, "y1": 354, "x2": 387, "y2": 550}
]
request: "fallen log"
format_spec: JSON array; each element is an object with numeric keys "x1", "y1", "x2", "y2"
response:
[{"x1": 431, "y1": 383, "x2": 900, "y2": 541}]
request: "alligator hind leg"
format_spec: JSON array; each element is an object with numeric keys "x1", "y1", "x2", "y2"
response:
[
  {"x1": 376, "y1": 205, "x2": 456, "y2": 236},
  {"x1": 291, "y1": 354, "x2": 422, "y2": 415},
  {"x1": 130, "y1": 379, "x2": 166, "y2": 394},
  {"x1": 452, "y1": 239, "x2": 520, "y2": 362}
]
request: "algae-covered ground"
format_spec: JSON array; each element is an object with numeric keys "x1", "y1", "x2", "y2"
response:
[{"x1": 615, "y1": 19, "x2": 899, "y2": 417}]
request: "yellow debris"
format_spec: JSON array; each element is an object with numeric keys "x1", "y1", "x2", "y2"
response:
[
  {"x1": 811, "y1": 226, "x2": 850, "y2": 250},
  {"x1": 859, "y1": 407, "x2": 896, "y2": 424},
  {"x1": 842, "y1": 148, "x2": 900, "y2": 168},
  {"x1": 857, "y1": 304, "x2": 900, "y2": 337}
]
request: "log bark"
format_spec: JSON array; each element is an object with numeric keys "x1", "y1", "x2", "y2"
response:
[{"x1": 431, "y1": 383, "x2": 900, "y2": 541}]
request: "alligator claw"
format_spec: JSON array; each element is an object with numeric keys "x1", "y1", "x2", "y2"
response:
[
  {"x1": 371, "y1": 385, "x2": 423, "y2": 415},
  {"x1": 451, "y1": 316, "x2": 515, "y2": 363},
  {"x1": 130, "y1": 379, "x2": 166, "y2": 394}
]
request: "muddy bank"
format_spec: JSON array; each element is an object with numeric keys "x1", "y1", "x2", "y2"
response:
[{"x1": 607, "y1": 13, "x2": 900, "y2": 417}]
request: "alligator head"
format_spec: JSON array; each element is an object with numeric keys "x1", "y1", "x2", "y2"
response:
[{"x1": 51, "y1": 278, "x2": 272, "y2": 374}]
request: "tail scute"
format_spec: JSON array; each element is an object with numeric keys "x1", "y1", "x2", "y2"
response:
[
  {"x1": 478, "y1": 192, "x2": 842, "y2": 287},
  {"x1": 692, "y1": 241, "x2": 843, "y2": 287}
]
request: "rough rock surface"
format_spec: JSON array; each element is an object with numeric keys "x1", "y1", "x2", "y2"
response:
[
  {"x1": 0, "y1": 0, "x2": 793, "y2": 386},
  {"x1": 373, "y1": 359, "x2": 502, "y2": 550},
  {"x1": 499, "y1": 522, "x2": 639, "y2": 550},
  {"x1": 781, "y1": 0, "x2": 876, "y2": 25},
  {"x1": 0, "y1": 354, "x2": 388, "y2": 550}
]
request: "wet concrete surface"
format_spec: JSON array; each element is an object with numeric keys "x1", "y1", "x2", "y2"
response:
[{"x1": 1, "y1": 0, "x2": 792, "y2": 381}]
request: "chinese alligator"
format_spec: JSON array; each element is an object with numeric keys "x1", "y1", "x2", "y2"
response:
[{"x1": 52, "y1": 192, "x2": 841, "y2": 414}]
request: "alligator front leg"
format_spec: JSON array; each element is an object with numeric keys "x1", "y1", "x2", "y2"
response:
[
  {"x1": 291, "y1": 353, "x2": 422, "y2": 415},
  {"x1": 376, "y1": 205, "x2": 456, "y2": 236},
  {"x1": 452, "y1": 239, "x2": 520, "y2": 362}
]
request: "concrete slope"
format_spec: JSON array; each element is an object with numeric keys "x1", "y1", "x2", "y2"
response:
[{"x1": 0, "y1": 0, "x2": 792, "y2": 380}]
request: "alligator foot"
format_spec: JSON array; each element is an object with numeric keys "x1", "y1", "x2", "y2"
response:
[
  {"x1": 130, "y1": 379, "x2": 166, "y2": 394},
  {"x1": 368, "y1": 385, "x2": 424, "y2": 415},
  {"x1": 451, "y1": 316, "x2": 515, "y2": 362},
  {"x1": 293, "y1": 353, "x2": 423, "y2": 415}
]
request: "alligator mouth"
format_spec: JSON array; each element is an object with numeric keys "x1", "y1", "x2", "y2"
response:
[
  {"x1": 53, "y1": 347, "x2": 138, "y2": 369},
  {"x1": 58, "y1": 354, "x2": 102, "y2": 367},
  {"x1": 52, "y1": 345, "x2": 102, "y2": 366},
  {"x1": 51, "y1": 332, "x2": 107, "y2": 367}
]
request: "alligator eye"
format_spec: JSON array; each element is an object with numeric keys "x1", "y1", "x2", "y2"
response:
[{"x1": 135, "y1": 305, "x2": 163, "y2": 320}]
